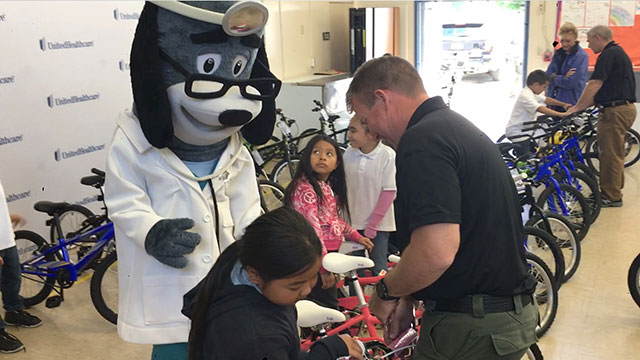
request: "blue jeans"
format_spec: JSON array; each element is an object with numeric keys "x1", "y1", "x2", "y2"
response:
[
  {"x1": 0, "y1": 246, "x2": 25, "y2": 329},
  {"x1": 354, "y1": 231, "x2": 389, "y2": 276}
]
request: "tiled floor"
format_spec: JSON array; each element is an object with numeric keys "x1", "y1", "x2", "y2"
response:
[{"x1": 4, "y1": 165, "x2": 640, "y2": 359}]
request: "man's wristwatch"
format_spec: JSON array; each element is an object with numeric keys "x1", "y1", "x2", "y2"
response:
[{"x1": 376, "y1": 278, "x2": 399, "y2": 301}]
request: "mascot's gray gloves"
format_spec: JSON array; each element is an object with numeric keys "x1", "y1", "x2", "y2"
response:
[{"x1": 145, "y1": 218, "x2": 202, "y2": 268}]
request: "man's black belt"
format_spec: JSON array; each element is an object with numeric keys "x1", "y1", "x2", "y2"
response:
[
  {"x1": 426, "y1": 294, "x2": 532, "y2": 314},
  {"x1": 600, "y1": 100, "x2": 633, "y2": 108}
]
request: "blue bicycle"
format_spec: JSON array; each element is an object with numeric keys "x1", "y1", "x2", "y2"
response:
[{"x1": 16, "y1": 170, "x2": 118, "y2": 324}]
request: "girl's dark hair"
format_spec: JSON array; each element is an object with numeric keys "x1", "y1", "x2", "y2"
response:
[
  {"x1": 284, "y1": 134, "x2": 351, "y2": 221},
  {"x1": 187, "y1": 207, "x2": 322, "y2": 360}
]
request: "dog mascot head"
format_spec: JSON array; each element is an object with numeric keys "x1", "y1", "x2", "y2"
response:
[{"x1": 130, "y1": 0, "x2": 280, "y2": 149}]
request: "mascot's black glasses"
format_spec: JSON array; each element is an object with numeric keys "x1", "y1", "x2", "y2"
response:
[{"x1": 159, "y1": 50, "x2": 281, "y2": 101}]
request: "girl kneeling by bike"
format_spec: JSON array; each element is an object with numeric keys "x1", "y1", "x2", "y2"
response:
[{"x1": 183, "y1": 207, "x2": 363, "y2": 360}]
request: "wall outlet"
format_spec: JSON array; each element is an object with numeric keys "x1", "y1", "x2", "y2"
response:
[
  {"x1": 322, "y1": 32, "x2": 330, "y2": 41},
  {"x1": 311, "y1": 57, "x2": 316, "y2": 68}
]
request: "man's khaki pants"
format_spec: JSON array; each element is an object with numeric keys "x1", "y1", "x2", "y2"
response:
[{"x1": 597, "y1": 103, "x2": 637, "y2": 201}]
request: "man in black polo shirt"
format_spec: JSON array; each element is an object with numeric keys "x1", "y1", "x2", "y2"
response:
[
  {"x1": 569, "y1": 25, "x2": 637, "y2": 207},
  {"x1": 346, "y1": 56, "x2": 537, "y2": 359}
]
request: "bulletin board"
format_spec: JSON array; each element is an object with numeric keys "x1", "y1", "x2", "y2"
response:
[{"x1": 558, "y1": 1, "x2": 640, "y2": 69}]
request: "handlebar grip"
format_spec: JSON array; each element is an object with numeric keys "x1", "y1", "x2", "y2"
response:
[
  {"x1": 91, "y1": 168, "x2": 105, "y2": 177},
  {"x1": 313, "y1": 99, "x2": 322, "y2": 106}
]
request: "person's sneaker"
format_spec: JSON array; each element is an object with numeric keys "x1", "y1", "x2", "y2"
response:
[
  {"x1": 4, "y1": 310, "x2": 42, "y2": 328},
  {"x1": 601, "y1": 198, "x2": 623, "y2": 208},
  {"x1": 0, "y1": 330, "x2": 24, "y2": 353}
]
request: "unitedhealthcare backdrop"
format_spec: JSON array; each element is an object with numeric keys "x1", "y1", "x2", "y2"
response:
[{"x1": 0, "y1": 1, "x2": 144, "y2": 234}]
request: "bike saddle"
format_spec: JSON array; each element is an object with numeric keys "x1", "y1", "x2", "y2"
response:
[
  {"x1": 295, "y1": 300, "x2": 345, "y2": 328},
  {"x1": 34, "y1": 201, "x2": 71, "y2": 216},
  {"x1": 338, "y1": 241, "x2": 365, "y2": 254},
  {"x1": 81, "y1": 175, "x2": 104, "y2": 188},
  {"x1": 322, "y1": 252, "x2": 374, "y2": 274}
]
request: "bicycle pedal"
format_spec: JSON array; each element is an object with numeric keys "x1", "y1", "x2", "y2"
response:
[{"x1": 45, "y1": 295, "x2": 63, "y2": 308}]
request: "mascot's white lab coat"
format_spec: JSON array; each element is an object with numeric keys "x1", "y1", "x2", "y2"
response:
[{"x1": 105, "y1": 111, "x2": 261, "y2": 344}]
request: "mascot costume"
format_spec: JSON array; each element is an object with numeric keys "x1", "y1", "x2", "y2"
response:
[{"x1": 104, "y1": 1, "x2": 280, "y2": 357}]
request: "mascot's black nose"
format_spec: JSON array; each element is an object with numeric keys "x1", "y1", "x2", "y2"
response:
[{"x1": 219, "y1": 110, "x2": 253, "y2": 127}]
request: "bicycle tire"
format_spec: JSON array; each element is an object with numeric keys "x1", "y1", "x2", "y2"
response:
[
  {"x1": 571, "y1": 161, "x2": 599, "y2": 184},
  {"x1": 90, "y1": 250, "x2": 118, "y2": 325},
  {"x1": 536, "y1": 183, "x2": 591, "y2": 241},
  {"x1": 523, "y1": 226, "x2": 565, "y2": 287},
  {"x1": 14, "y1": 230, "x2": 56, "y2": 307},
  {"x1": 50, "y1": 204, "x2": 95, "y2": 242},
  {"x1": 583, "y1": 128, "x2": 640, "y2": 173},
  {"x1": 526, "y1": 343, "x2": 544, "y2": 360},
  {"x1": 527, "y1": 212, "x2": 581, "y2": 282},
  {"x1": 628, "y1": 253, "x2": 640, "y2": 310},
  {"x1": 584, "y1": 136, "x2": 600, "y2": 175},
  {"x1": 270, "y1": 157, "x2": 300, "y2": 188},
  {"x1": 258, "y1": 179, "x2": 286, "y2": 213},
  {"x1": 555, "y1": 170, "x2": 601, "y2": 223},
  {"x1": 525, "y1": 252, "x2": 558, "y2": 338},
  {"x1": 624, "y1": 128, "x2": 640, "y2": 167}
]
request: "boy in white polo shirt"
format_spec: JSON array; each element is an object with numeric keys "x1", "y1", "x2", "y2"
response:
[
  {"x1": 505, "y1": 70, "x2": 571, "y2": 147},
  {"x1": 344, "y1": 115, "x2": 396, "y2": 275}
]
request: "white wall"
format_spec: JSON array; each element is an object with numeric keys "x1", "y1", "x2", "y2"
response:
[
  {"x1": 527, "y1": 1, "x2": 560, "y2": 73},
  {"x1": 0, "y1": 1, "x2": 143, "y2": 235},
  {"x1": 264, "y1": 1, "x2": 356, "y2": 81}
]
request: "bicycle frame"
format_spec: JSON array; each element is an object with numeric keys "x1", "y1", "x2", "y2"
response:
[
  {"x1": 21, "y1": 221, "x2": 115, "y2": 283},
  {"x1": 300, "y1": 270, "x2": 383, "y2": 351}
]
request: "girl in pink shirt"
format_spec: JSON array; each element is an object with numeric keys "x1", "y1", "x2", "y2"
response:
[{"x1": 285, "y1": 135, "x2": 373, "y2": 309}]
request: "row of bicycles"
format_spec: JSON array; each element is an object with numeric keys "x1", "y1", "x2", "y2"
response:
[{"x1": 498, "y1": 106, "x2": 640, "y2": 348}]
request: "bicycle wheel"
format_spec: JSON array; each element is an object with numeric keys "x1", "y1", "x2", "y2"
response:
[
  {"x1": 270, "y1": 157, "x2": 300, "y2": 188},
  {"x1": 525, "y1": 252, "x2": 558, "y2": 338},
  {"x1": 555, "y1": 170, "x2": 601, "y2": 223},
  {"x1": 524, "y1": 344, "x2": 544, "y2": 360},
  {"x1": 527, "y1": 212, "x2": 581, "y2": 282},
  {"x1": 628, "y1": 253, "x2": 640, "y2": 309},
  {"x1": 14, "y1": 230, "x2": 56, "y2": 307},
  {"x1": 522, "y1": 226, "x2": 565, "y2": 287},
  {"x1": 584, "y1": 136, "x2": 600, "y2": 175},
  {"x1": 624, "y1": 128, "x2": 640, "y2": 167},
  {"x1": 50, "y1": 204, "x2": 95, "y2": 242},
  {"x1": 90, "y1": 250, "x2": 118, "y2": 325},
  {"x1": 536, "y1": 183, "x2": 591, "y2": 241},
  {"x1": 571, "y1": 161, "x2": 599, "y2": 184},
  {"x1": 258, "y1": 179, "x2": 286, "y2": 213}
]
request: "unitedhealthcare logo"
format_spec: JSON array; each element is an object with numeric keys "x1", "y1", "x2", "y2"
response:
[
  {"x1": 113, "y1": 9, "x2": 140, "y2": 20},
  {"x1": 0, "y1": 75, "x2": 15, "y2": 84},
  {"x1": 75, "y1": 195, "x2": 99, "y2": 205},
  {"x1": 48, "y1": 93, "x2": 100, "y2": 108},
  {"x1": 39, "y1": 37, "x2": 94, "y2": 51},
  {"x1": 55, "y1": 144, "x2": 106, "y2": 162},
  {"x1": 6, "y1": 190, "x2": 31, "y2": 203},
  {"x1": 119, "y1": 60, "x2": 130, "y2": 71},
  {"x1": 0, "y1": 134, "x2": 23, "y2": 146}
]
